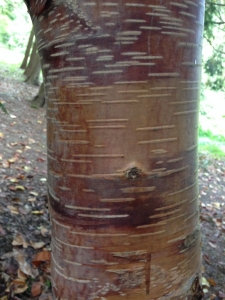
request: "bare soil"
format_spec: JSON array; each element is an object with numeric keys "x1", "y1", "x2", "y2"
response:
[{"x1": 0, "y1": 67, "x2": 224, "y2": 300}]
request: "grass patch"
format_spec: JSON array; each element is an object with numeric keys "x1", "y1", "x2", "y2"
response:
[
  {"x1": 198, "y1": 126, "x2": 225, "y2": 157},
  {"x1": 199, "y1": 126, "x2": 225, "y2": 143},
  {"x1": 198, "y1": 142, "x2": 225, "y2": 157}
]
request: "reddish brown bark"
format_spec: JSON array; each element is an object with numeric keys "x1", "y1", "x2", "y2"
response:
[{"x1": 25, "y1": 1, "x2": 205, "y2": 299}]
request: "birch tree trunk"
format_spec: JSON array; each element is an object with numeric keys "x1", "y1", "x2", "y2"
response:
[{"x1": 24, "y1": 1, "x2": 205, "y2": 299}]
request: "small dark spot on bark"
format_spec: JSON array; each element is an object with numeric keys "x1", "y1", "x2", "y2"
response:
[{"x1": 126, "y1": 167, "x2": 142, "y2": 180}]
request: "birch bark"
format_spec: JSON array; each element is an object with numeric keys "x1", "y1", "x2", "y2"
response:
[{"x1": 24, "y1": 1, "x2": 205, "y2": 299}]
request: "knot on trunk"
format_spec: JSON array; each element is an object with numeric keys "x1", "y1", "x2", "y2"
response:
[{"x1": 125, "y1": 167, "x2": 143, "y2": 180}]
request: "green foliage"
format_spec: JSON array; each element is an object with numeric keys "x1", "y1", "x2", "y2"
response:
[
  {"x1": 204, "y1": 0, "x2": 225, "y2": 39},
  {"x1": 204, "y1": 0, "x2": 225, "y2": 91},
  {"x1": 0, "y1": 0, "x2": 17, "y2": 20},
  {"x1": 204, "y1": 45, "x2": 225, "y2": 90},
  {"x1": 45, "y1": 279, "x2": 52, "y2": 289},
  {"x1": 0, "y1": 0, "x2": 31, "y2": 50},
  {"x1": 0, "y1": 15, "x2": 10, "y2": 44},
  {"x1": 0, "y1": 101, "x2": 8, "y2": 114},
  {"x1": 204, "y1": 53, "x2": 225, "y2": 91},
  {"x1": 204, "y1": 0, "x2": 219, "y2": 41},
  {"x1": 199, "y1": 142, "x2": 225, "y2": 157},
  {"x1": 198, "y1": 126, "x2": 225, "y2": 157},
  {"x1": 199, "y1": 126, "x2": 225, "y2": 143}
]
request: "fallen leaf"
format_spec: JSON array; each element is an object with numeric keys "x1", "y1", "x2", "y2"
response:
[
  {"x1": 10, "y1": 279, "x2": 28, "y2": 294},
  {"x1": 7, "y1": 205, "x2": 19, "y2": 214},
  {"x1": 40, "y1": 227, "x2": 50, "y2": 237},
  {"x1": 32, "y1": 210, "x2": 44, "y2": 215},
  {"x1": 13, "y1": 249, "x2": 35, "y2": 277},
  {"x1": 213, "y1": 202, "x2": 221, "y2": 209},
  {"x1": 29, "y1": 138, "x2": 36, "y2": 144},
  {"x1": 30, "y1": 241, "x2": 45, "y2": 249},
  {"x1": 203, "y1": 254, "x2": 212, "y2": 265},
  {"x1": 17, "y1": 269, "x2": 28, "y2": 280},
  {"x1": 8, "y1": 185, "x2": 17, "y2": 191},
  {"x1": 15, "y1": 185, "x2": 25, "y2": 191},
  {"x1": 24, "y1": 166, "x2": 31, "y2": 171},
  {"x1": 12, "y1": 233, "x2": 29, "y2": 248},
  {"x1": 2, "y1": 160, "x2": 10, "y2": 168},
  {"x1": 28, "y1": 197, "x2": 36, "y2": 202},
  {"x1": 9, "y1": 177, "x2": 19, "y2": 183},
  {"x1": 207, "y1": 278, "x2": 217, "y2": 286},
  {"x1": 208, "y1": 241, "x2": 217, "y2": 249},
  {"x1": 12, "y1": 197, "x2": 21, "y2": 203},
  {"x1": 31, "y1": 281, "x2": 42, "y2": 297},
  {"x1": 37, "y1": 157, "x2": 45, "y2": 162},
  {"x1": 40, "y1": 177, "x2": 47, "y2": 182},
  {"x1": 202, "y1": 276, "x2": 210, "y2": 287},
  {"x1": 29, "y1": 191, "x2": 38, "y2": 196},
  {"x1": 16, "y1": 149, "x2": 22, "y2": 153},
  {"x1": 32, "y1": 250, "x2": 51, "y2": 267},
  {"x1": 8, "y1": 157, "x2": 18, "y2": 163},
  {"x1": 0, "y1": 132, "x2": 4, "y2": 138}
]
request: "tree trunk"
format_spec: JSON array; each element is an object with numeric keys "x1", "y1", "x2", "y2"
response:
[
  {"x1": 24, "y1": 40, "x2": 41, "y2": 85},
  {"x1": 31, "y1": 82, "x2": 45, "y2": 107},
  {"x1": 20, "y1": 27, "x2": 34, "y2": 70},
  {"x1": 25, "y1": 1, "x2": 205, "y2": 299}
]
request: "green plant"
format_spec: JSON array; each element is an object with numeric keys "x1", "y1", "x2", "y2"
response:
[
  {"x1": 0, "y1": 101, "x2": 7, "y2": 114},
  {"x1": 199, "y1": 126, "x2": 225, "y2": 143},
  {"x1": 204, "y1": 45, "x2": 225, "y2": 91},
  {"x1": 45, "y1": 279, "x2": 51, "y2": 289},
  {"x1": 198, "y1": 126, "x2": 225, "y2": 157},
  {"x1": 199, "y1": 143, "x2": 225, "y2": 157}
]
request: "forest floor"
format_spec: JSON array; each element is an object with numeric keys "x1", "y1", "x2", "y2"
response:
[{"x1": 0, "y1": 67, "x2": 225, "y2": 300}]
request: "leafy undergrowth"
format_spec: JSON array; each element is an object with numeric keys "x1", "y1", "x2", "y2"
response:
[
  {"x1": 0, "y1": 69, "x2": 225, "y2": 299},
  {"x1": 199, "y1": 154, "x2": 225, "y2": 300},
  {"x1": 0, "y1": 73, "x2": 51, "y2": 299}
]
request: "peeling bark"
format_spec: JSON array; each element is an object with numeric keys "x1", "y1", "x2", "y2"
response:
[{"x1": 24, "y1": 0, "x2": 205, "y2": 299}]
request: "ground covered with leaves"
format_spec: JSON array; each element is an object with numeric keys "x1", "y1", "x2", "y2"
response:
[{"x1": 0, "y1": 67, "x2": 225, "y2": 300}]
